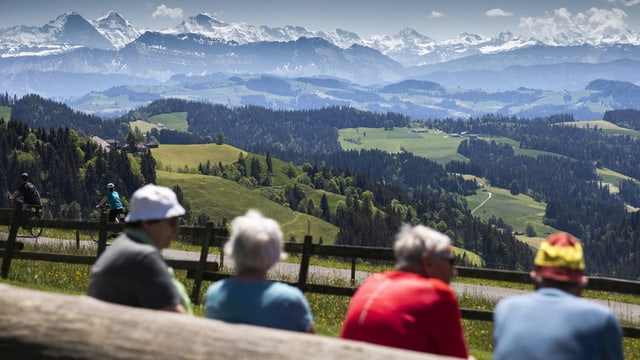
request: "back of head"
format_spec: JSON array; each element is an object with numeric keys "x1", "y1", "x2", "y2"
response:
[
  {"x1": 224, "y1": 209, "x2": 285, "y2": 273},
  {"x1": 106, "y1": 183, "x2": 115, "y2": 190},
  {"x1": 394, "y1": 224, "x2": 451, "y2": 270},
  {"x1": 21, "y1": 173, "x2": 28, "y2": 181},
  {"x1": 125, "y1": 184, "x2": 185, "y2": 223},
  {"x1": 534, "y1": 232, "x2": 585, "y2": 284}
]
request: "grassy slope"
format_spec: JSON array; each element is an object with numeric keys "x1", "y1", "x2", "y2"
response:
[
  {"x1": 339, "y1": 127, "x2": 468, "y2": 165},
  {"x1": 150, "y1": 142, "x2": 340, "y2": 243},
  {"x1": 464, "y1": 178, "x2": 555, "y2": 248},
  {"x1": 152, "y1": 143, "x2": 245, "y2": 171},
  {"x1": 157, "y1": 170, "x2": 339, "y2": 243},
  {"x1": 130, "y1": 112, "x2": 189, "y2": 133}
]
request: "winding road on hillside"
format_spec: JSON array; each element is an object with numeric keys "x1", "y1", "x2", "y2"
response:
[{"x1": 7, "y1": 235, "x2": 640, "y2": 323}]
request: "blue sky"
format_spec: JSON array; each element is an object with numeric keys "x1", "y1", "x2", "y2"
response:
[{"x1": 2, "y1": 0, "x2": 640, "y2": 40}]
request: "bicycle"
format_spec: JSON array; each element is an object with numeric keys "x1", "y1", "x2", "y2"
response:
[
  {"x1": 7, "y1": 196, "x2": 43, "y2": 238},
  {"x1": 86, "y1": 204, "x2": 125, "y2": 242}
]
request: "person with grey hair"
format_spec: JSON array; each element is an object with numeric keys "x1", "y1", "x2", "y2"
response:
[
  {"x1": 205, "y1": 209, "x2": 315, "y2": 333},
  {"x1": 340, "y1": 224, "x2": 471, "y2": 359}
]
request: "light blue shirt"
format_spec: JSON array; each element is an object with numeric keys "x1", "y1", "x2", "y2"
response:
[
  {"x1": 205, "y1": 278, "x2": 313, "y2": 332},
  {"x1": 107, "y1": 191, "x2": 123, "y2": 210},
  {"x1": 493, "y1": 287, "x2": 623, "y2": 360}
]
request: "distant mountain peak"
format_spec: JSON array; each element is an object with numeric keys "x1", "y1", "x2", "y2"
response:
[
  {"x1": 92, "y1": 11, "x2": 140, "y2": 49},
  {"x1": 174, "y1": 13, "x2": 228, "y2": 34},
  {"x1": 193, "y1": 13, "x2": 226, "y2": 26},
  {"x1": 95, "y1": 11, "x2": 127, "y2": 23}
]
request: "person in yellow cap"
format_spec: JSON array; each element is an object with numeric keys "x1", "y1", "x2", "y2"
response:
[{"x1": 492, "y1": 232, "x2": 623, "y2": 360}]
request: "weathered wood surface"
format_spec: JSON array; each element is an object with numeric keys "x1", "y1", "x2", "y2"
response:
[{"x1": 0, "y1": 284, "x2": 456, "y2": 360}]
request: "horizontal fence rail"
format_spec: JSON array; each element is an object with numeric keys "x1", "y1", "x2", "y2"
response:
[{"x1": 1, "y1": 206, "x2": 640, "y2": 338}]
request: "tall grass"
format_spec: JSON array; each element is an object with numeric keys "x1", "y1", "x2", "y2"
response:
[{"x1": 2, "y1": 240, "x2": 640, "y2": 359}]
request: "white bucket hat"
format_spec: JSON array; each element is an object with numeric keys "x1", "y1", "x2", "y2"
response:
[{"x1": 125, "y1": 184, "x2": 186, "y2": 222}]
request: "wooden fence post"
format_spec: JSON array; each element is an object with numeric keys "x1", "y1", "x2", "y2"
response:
[
  {"x1": 1, "y1": 202, "x2": 23, "y2": 278},
  {"x1": 191, "y1": 222, "x2": 213, "y2": 304},
  {"x1": 351, "y1": 257, "x2": 357, "y2": 284},
  {"x1": 96, "y1": 210, "x2": 109, "y2": 257},
  {"x1": 218, "y1": 218, "x2": 227, "y2": 269},
  {"x1": 297, "y1": 235, "x2": 313, "y2": 291}
]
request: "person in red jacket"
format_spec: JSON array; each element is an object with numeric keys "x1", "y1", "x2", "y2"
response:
[{"x1": 340, "y1": 224, "x2": 472, "y2": 359}]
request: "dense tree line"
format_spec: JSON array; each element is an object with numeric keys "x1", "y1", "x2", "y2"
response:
[
  {"x1": 117, "y1": 99, "x2": 411, "y2": 153},
  {"x1": 603, "y1": 109, "x2": 640, "y2": 131},
  {"x1": 4, "y1": 94, "x2": 130, "y2": 141},
  {"x1": 0, "y1": 118, "x2": 154, "y2": 220}
]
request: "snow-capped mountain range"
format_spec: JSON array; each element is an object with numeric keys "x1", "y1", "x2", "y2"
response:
[
  {"x1": 2, "y1": 10, "x2": 640, "y2": 120},
  {"x1": 2, "y1": 11, "x2": 639, "y2": 67}
]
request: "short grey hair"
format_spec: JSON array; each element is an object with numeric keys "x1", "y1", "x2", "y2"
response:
[
  {"x1": 394, "y1": 224, "x2": 451, "y2": 269},
  {"x1": 224, "y1": 209, "x2": 286, "y2": 273}
]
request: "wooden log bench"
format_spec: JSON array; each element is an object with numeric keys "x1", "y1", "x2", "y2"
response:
[{"x1": 0, "y1": 283, "x2": 457, "y2": 360}]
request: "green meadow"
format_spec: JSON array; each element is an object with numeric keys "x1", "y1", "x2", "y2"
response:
[
  {"x1": 559, "y1": 119, "x2": 640, "y2": 137},
  {"x1": 0, "y1": 106, "x2": 10, "y2": 121},
  {"x1": 130, "y1": 112, "x2": 189, "y2": 133},
  {"x1": 465, "y1": 180, "x2": 556, "y2": 248},
  {"x1": 152, "y1": 143, "x2": 244, "y2": 171},
  {"x1": 339, "y1": 127, "x2": 468, "y2": 164}
]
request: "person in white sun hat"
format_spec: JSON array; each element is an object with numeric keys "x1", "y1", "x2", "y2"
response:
[{"x1": 88, "y1": 184, "x2": 192, "y2": 314}]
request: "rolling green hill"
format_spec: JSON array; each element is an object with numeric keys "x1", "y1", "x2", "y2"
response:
[
  {"x1": 150, "y1": 143, "x2": 341, "y2": 243},
  {"x1": 151, "y1": 143, "x2": 303, "y2": 187},
  {"x1": 558, "y1": 119, "x2": 640, "y2": 137},
  {"x1": 339, "y1": 127, "x2": 467, "y2": 165},
  {"x1": 156, "y1": 170, "x2": 339, "y2": 244},
  {"x1": 152, "y1": 144, "x2": 245, "y2": 172},
  {"x1": 130, "y1": 112, "x2": 189, "y2": 133},
  {"x1": 338, "y1": 127, "x2": 562, "y2": 165},
  {"x1": 464, "y1": 177, "x2": 556, "y2": 248}
]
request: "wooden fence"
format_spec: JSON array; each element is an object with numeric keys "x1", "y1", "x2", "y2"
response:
[{"x1": 2, "y1": 204, "x2": 640, "y2": 339}]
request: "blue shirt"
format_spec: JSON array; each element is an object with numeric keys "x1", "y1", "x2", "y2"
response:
[
  {"x1": 107, "y1": 191, "x2": 123, "y2": 210},
  {"x1": 493, "y1": 287, "x2": 623, "y2": 360},
  {"x1": 205, "y1": 278, "x2": 313, "y2": 332}
]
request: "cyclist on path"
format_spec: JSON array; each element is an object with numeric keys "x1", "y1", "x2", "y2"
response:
[
  {"x1": 96, "y1": 183, "x2": 124, "y2": 223},
  {"x1": 9, "y1": 173, "x2": 41, "y2": 206}
]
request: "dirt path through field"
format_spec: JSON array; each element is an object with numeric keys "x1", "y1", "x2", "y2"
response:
[{"x1": 470, "y1": 191, "x2": 492, "y2": 214}]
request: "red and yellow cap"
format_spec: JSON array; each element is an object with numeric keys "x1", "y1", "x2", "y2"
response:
[{"x1": 534, "y1": 232, "x2": 585, "y2": 283}]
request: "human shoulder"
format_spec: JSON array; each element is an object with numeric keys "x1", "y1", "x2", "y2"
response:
[
  {"x1": 267, "y1": 281, "x2": 305, "y2": 297},
  {"x1": 389, "y1": 271, "x2": 457, "y2": 299},
  {"x1": 206, "y1": 278, "x2": 230, "y2": 292},
  {"x1": 570, "y1": 294, "x2": 618, "y2": 317},
  {"x1": 495, "y1": 292, "x2": 534, "y2": 313}
]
